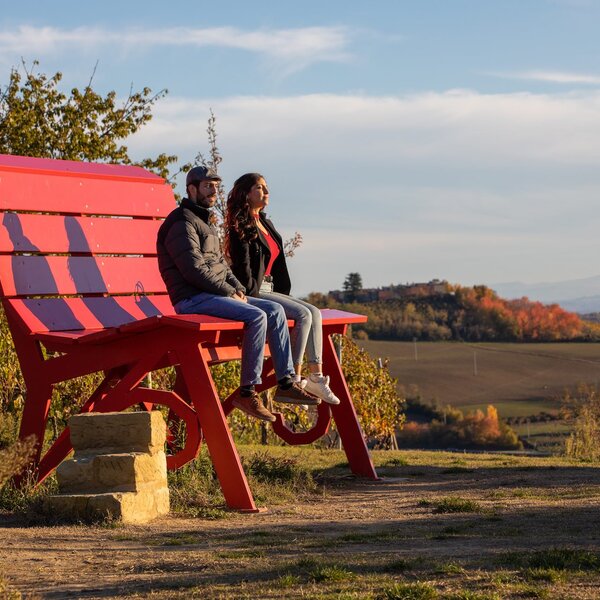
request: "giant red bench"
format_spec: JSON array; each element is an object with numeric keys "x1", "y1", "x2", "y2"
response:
[{"x1": 0, "y1": 154, "x2": 378, "y2": 512}]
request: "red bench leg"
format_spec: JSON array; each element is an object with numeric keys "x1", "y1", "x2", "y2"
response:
[
  {"x1": 177, "y1": 341, "x2": 258, "y2": 512},
  {"x1": 322, "y1": 331, "x2": 379, "y2": 480},
  {"x1": 16, "y1": 380, "x2": 53, "y2": 481}
]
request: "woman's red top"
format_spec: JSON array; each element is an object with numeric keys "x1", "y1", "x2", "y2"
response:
[{"x1": 255, "y1": 215, "x2": 280, "y2": 276}]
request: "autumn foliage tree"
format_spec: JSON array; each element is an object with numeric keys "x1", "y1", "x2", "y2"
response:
[
  {"x1": 455, "y1": 285, "x2": 585, "y2": 341},
  {"x1": 397, "y1": 404, "x2": 522, "y2": 450},
  {"x1": 308, "y1": 284, "x2": 596, "y2": 342},
  {"x1": 0, "y1": 61, "x2": 181, "y2": 181}
]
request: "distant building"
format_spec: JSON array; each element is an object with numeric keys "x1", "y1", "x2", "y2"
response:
[{"x1": 329, "y1": 279, "x2": 449, "y2": 303}]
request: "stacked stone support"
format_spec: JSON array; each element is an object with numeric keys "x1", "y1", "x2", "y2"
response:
[{"x1": 46, "y1": 411, "x2": 169, "y2": 523}]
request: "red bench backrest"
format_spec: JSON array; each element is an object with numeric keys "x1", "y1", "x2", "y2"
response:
[{"x1": 0, "y1": 154, "x2": 175, "y2": 333}]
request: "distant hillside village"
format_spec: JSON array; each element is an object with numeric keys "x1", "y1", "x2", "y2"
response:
[
  {"x1": 315, "y1": 277, "x2": 599, "y2": 342},
  {"x1": 329, "y1": 279, "x2": 449, "y2": 304}
]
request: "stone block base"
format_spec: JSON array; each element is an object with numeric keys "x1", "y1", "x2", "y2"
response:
[
  {"x1": 45, "y1": 487, "x2": 169, "y2": 524},
  {"x1": 57, "y1": 451, "x2": 168, "y2": 494}
]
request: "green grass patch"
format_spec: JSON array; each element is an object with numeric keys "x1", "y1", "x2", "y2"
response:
[
  {"x1": 168, "y1": 447, "x2": 319, "y2": 516},
  {"x1": 275, "y1": 573, "x2": 300, "y2": 588},
  {"x1": 376, "y1": 581, "x2": 438, "y2": 600},
  {"x1": 0, "y1": 471, "x2": 57, "y2": 520},
  {"x1": 505, "y1": 583, "x2": 549, "y2": 599},
  {"x1": 435, "y1": 561, "x2": 465, "y2": 575},
  {"x1": 167, "y1": 448, "x2": 227, "y2": 517},
  {"x1": 383, "y1": 558, "x2": 414, "y2": 572},
  {"x1": 216, "y1": 549, "x2": 266, "y2": 559},
  {"x1": 310, "y1": 563, "x2": 355, "y2": 583},
  {"x1": 524, "y1": 567, "x2": 567, "y2": 583},
  {"x1": 501, "y1": 547, "x2": 600, "y2": 571}
]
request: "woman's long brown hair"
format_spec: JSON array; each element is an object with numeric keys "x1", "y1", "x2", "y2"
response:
[{"x1": 224, "y1": 172, "x2": 263, "y2": 259}]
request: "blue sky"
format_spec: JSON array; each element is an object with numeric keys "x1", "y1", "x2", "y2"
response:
[{"x1": 2, "y1": 0, "x2": 600, "y2": 296}]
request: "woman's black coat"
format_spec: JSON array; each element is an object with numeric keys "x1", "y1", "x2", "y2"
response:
[{"x1": 228, "y1": 212, "x2": 292, "y2": 297}]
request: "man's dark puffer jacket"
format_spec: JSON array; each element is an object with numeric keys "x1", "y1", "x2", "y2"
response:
[{"x1": 157, "y1": 198, "x2": 244, "y2": 306}]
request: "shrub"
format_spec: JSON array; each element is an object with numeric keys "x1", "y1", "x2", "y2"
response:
[
  {"x1": 397, "y1": 404, "x2": 522, "y2": 451},
  {"x1": 337, "y1": 335, "x2": 405, "y2": 448},
  {"x1": 562, "y1": 384, "x2": 600, "y2": 461},
  {"x1": 0, "y1": 435, "x2": 36, "y2": 487}
]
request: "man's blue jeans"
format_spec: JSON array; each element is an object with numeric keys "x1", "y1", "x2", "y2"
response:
[{"x1": 174, "y1": 293, "x2": 294, "y2": 387}]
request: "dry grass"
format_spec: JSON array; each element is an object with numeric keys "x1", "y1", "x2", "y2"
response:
[
  {"x1": 0, "y1": 435, "x2": 36, "y2": 487},
  {"x1": 1, "y1": 446, "x2": 600, "y2": 599}
]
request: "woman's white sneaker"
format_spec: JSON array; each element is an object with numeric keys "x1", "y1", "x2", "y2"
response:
[{"x1": 305, "y1": 374, "x2": 340, "y2": 405}]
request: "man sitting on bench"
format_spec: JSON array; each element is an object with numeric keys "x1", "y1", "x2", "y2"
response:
[{"x1": 157, "y1": 166, "x2": 320, "y2": 422}]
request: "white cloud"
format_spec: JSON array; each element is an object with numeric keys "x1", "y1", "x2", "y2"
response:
[
  {"x1": 130, "y1": 89, "x2": 600, "y2": 170},
  {"x1": 125, "y1": 88, "x2": 600, "y2": 292},
  {"x1": 0, "y1": 25, "x2": 351, "y2": 73},
  {"x1": 488, "y1": 69, "x2": 600, "y2": 85}
]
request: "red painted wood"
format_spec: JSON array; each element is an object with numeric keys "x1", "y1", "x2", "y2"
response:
[
  {"x1": 13, "y1": 295, "x2": 173, "y2": 334},
  {"x1": 271, "y1": 403, "x2": 332, "y2": 444},
  {"x1": 0, "y1": 153, "x2": 163, "y2": 182},
  {"x1": 320, "y1": 308, "x2": 368, "y2": 325},
  {"x1": 1, "y1": 154, "x2": 377, "y2": 509},
  {"x1": 180, "y1": 341, "x2": 258, "y2": 512},
  {"x1": 322, "y1": 328, "x2": 379, "y2": 479},
  {"x1": 0, "y1": 170, "x2": 174, "y2": 217},
  {"x1": 0, "y1": 213, "x2": 162, "y2": 254},
  {"x1": 126, "y1": 389, "x2": 202, "y2": 469},
  {"x1": 0, "y1": 255, "x2": 166, "y2": 297},
  {"x1": 6, "y1": 297, "x2": 248, "y2": 334}
]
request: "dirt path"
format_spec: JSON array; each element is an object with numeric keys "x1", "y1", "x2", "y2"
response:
[{"x1": 2, "y1": 460, "x2": 600, "y2": 599}]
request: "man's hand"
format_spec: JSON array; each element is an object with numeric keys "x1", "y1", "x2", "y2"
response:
[{"x1": 231, "y1": 290, "x2": 247, "y2": 302}]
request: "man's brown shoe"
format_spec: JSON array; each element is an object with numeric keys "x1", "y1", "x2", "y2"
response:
[
  {"x1": 273, "y1": 382, "x2": 321, "y2": 406},
  {"x1": 232, "y1": 391, "x2": 276, "y2": 422}
]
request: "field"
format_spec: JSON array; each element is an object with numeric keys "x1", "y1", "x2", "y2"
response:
[
  {"x1": 2, "y1": 446, "x2": 600, "y2": 599},
  {"x1": 359, "y1": 341, "x2": 600, "y2": 417},
  {"x1": 359, "y1": 341, "x2": 600, "y2": 453}
]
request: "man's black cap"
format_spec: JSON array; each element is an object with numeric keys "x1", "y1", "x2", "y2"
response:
[{"x1": 186, "y1": 166, "x2": 222, "y2": 186}]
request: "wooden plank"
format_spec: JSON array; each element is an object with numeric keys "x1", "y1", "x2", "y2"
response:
[
  {"x1": 0, "y1": 213, "x2": 162, "y2": 254},
  {"x1": 0, "y1": 255, "x2": 166, "y2": 296},
  {"x1": 6, "y1": 295, "x2": 366, "y2": 334},
  {"x1": 0, "y1": 154, "x2": 164, "y2": 182},
  {"x1": 7, "y1": 295, "x2": 174, "y2": 332},
  {"x1": 321, "y1": 308, "x2": 368, "y2": 325},
  {"x1": 161, "y1": 314, "x2": 246, "y2": 331},
  {"x1": 0, "y1": 170, "x2": 175, "y2": 217}
]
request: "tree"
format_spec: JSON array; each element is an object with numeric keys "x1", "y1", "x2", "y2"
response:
[
  {"x1": 343, "y1": 272, "x2": 363, "y2": 302},
  {"x1": 0, "y1": 60, "x2": 181, "y2": 181}
]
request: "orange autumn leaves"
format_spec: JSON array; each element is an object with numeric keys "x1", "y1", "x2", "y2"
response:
[{"x1": 456, "y1": 285, "x2": 589, "y2": 342}]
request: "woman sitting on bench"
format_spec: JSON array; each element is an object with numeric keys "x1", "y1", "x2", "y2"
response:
[{"x1": 225, "y1": 172, "x2": 340, "y2": 405}]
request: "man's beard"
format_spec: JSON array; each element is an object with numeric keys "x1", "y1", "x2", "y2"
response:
[{"x1": 196, "y1": 193, "x2": 216, "y2": 208}]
